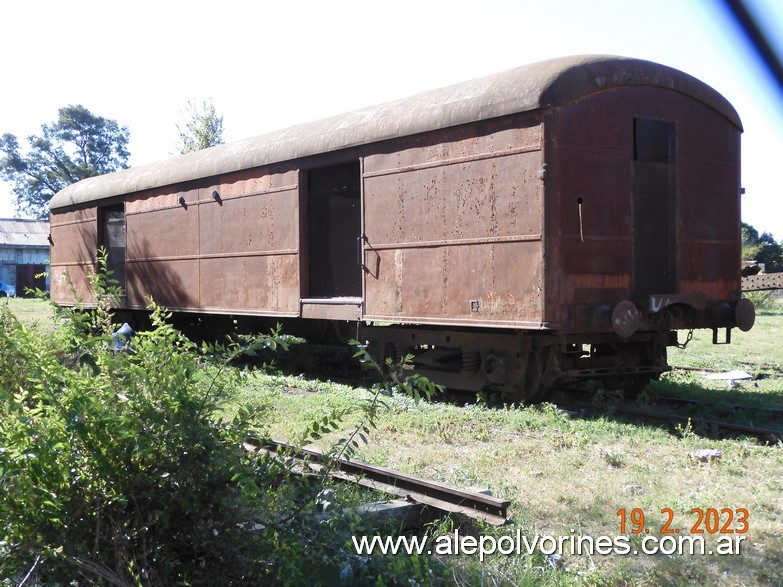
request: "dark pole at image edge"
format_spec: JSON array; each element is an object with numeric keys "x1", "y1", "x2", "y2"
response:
[{"x1": 720, "y1": 0, "x2": 783, "y2": 99}]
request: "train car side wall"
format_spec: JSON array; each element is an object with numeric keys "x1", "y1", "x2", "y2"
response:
[
  {"x1": 50, "y1": 167, "x2": 302, "y2": 316},
  {"x1": 362, "y1": 114, "x2": 547, "y2": 329},
  {"x1": 123, "y1": 166, "x2": 300, "y2": 317},
  {"x1": 50, "y1": 110, "x2": 550, "y2": 331},
  {"x1": 49, "y1": 79, "x2": 742, "y2": 340}
]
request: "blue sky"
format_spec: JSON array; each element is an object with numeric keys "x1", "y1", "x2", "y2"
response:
[{"x1": 1, "y1": 0, "x2": 781, "y2": 240}]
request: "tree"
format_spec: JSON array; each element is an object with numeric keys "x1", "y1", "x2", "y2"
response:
[
  {"x1": 756, "y1": 232, "x2": 783, "y2": 273},
  {"x1": 741, "y1": 222, "x2": 762, "y2": 261},
  {"x1": 176, "y1": 99, "x2": 224, "y2": 154},
  {"x1": 0, "y1": 105, "x2": 130, "y2": 218},
  {"x1": 742, "y1": 222, "x2": 783, "y2": 273}
]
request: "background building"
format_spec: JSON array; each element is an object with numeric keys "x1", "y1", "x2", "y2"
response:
[{"x1": 0, "y1": 219, "x2": 50, "y2": 296}]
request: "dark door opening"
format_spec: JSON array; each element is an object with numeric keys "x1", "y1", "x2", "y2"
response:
[
  {"x1": 632, "y1": 118, "x2": 677, "y2": 299},
  {"x1": 99, "y1": 204, "x2": 126, "y2": 293},
  {"x1": 15, "y1": 264, "x2": 46, "y2": 296},
  {"x1": 307, "y1": 161, "x2": 362, "y2": 298}
]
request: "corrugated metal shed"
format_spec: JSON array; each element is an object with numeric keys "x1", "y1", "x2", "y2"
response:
[{"x1": 0, "y1": 219, "x2": 50, "y2": 247}]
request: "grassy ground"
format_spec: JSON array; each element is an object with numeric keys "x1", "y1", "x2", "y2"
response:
[
  {"x1": 9, "y1": 298, "x2": 782, "y2": 585},
  {"x1": 2, "y1": 297, "x2": 58, "y2": 333},
  {"x1": 231, "y1": 312, "x2": 783, "y2": 586}
]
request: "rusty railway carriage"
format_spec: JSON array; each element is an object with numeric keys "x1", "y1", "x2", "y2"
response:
[{"x1": 49, "y1": 55, "x2": 755, "y2": 401}]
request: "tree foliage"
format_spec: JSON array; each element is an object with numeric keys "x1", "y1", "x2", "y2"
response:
[
  {"x1": 0, "y1": 105, "x2": 130, "y2": 218},
  {"x1": 742, "y1": 222, "x2": 783, "y2": 273},
  {"x1": 176, "y1": 99, "x2": 224, "y2": 154}
]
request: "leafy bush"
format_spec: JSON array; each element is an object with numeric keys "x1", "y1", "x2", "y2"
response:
[
  {"x1": 0, "y1": 258, "x2": 448, "y2": 585},
  {"x1": 744, "y1": 291, "x2": 783, "y2": 315},
  {"x1": 0, "y1": 266, "x2": 284, "y2": 583}
]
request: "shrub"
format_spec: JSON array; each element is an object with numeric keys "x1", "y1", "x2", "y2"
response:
[
  {"x1": 744, "y1": 291, "x2": 783, "y2": 315},
  {"x1": 0, "y1": 258, "x2": 448, "y2": 585},
  {"x1": 0, "y1": 271, "x2": 286, "y2": 583}
]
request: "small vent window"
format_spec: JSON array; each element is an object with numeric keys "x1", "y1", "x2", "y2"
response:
[{"x1": 634, "y1": 118, "x2": 676, "y2": 164}]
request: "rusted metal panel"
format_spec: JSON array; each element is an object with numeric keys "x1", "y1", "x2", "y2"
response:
[
  {"x1": 546, "y1": 85, "x2": 742, "y2": 333},
  {"x1": 122, "y1": 168, "x2": 302, "y2": 316},
  {"x1": 679, "y1": 162, "x2": 739, "y2": 240},
  {"x1": 363, "y1": 241, "x2": 544, "y2": 328},
  {"x1": 218, "y1": 166, "x2": 299, "y2": 197},
  {"x1": 742, "y1": 272, "x2": 783, "y2": 291},
  {"x1": 197, "y1": 173, "x2": 300, "y2": 315},
  {"x1": 50, "y1": 263, "x2": 95, "y2": 305},
  {"x1": 557, "y1": 238, "x2": 632, "y2": 279},
  {"x1": 200, "y1": 255, "x2": 300, "y2": 316},
  {"x1": 124, "y1": 188, "x2": 200, "y2": 309},
  {"x1": 198, "y1": 188, "x2": 298, "y2": 255},
  {"x1": 364, "y1": 121, "x2": 543, "y2": 243},
  {"x1": 363, "y1": 118, "x2": 545, "y2": 327},
  {"x1": 127, "y1": 258, "x2": 200, "y2": 309},
  {"x1": 126, "y1": 189, "x2": 200, "y2": 260},
  {"x1": 301, "y1": 298, "x2": 362, "y2": 320},
  {"x1": 49, "y1": 209, "x2": 98, "y2": 305},
  {"x1": 198, "y1": 171, "x2": 299, "y2": 257},
  {"x1": 678, "y1": 243, "x2": 741, "y2": 300},
  {"x1": 50, "y1": 210, "x2": 97, "y2": 265}
]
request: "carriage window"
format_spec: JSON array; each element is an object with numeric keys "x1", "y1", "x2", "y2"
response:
[
  {"x1": 634, "y1": 118, "x2": 676, "y2": 164},
  {"x1": 99, "y1": 204, "x2": 126, "y2": 292}
]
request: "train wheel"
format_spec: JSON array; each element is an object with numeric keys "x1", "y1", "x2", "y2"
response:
[
  {"x1": 602, "y1": 340, "x2": 664, "y2": 397},
  {"x1": 527, "y1": 350, "x2": 553, "y2": 402},
  {"x1": 504, "y1": 350, "x2": 550, "y2": 404}
]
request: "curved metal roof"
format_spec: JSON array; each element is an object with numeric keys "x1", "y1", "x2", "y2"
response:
[{"x1": 50, "y1": 54, "x2": 741, "y2": 210}]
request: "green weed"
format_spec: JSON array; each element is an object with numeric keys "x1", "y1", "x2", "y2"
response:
[{"x1": 0, "y1": 256, "x2": 448, "y2": 586}]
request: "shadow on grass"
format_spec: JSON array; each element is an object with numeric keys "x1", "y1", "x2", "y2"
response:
[{"x1": 550, "y1": 373, "x2": 783, "y2": 443}]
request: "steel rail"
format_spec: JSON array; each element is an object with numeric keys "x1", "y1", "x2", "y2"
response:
[
  {"x1": 649, "y1": 394, "x2": 783, "y2": 417},
  {"x1": 610, "y1": 404, "x2": 783, "y2": 441},
  {"x1": 561, "y1": 397, "x2": 783, "y2": 443},
  {"x1": 248, "y1": 439, "x2": 510, "y2": 525}
]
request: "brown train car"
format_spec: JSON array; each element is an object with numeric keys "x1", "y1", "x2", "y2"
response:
[{"x1": 49, "y1": 55, "x2": 754, "y2": 401}]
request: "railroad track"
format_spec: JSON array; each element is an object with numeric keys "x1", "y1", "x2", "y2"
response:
[
  {"x1": 649, "y1": 394, "x2": 783, "y2": 418},
  {"x1": 254, "y1": 344, "x2": 783, "y2": 443},
  {"x1": 264, "y1": 359, "x2": 783, "y2": 444},
  {"x1": 245, "y1": 438, "x2": 511, "y2": 526},
  {"x1": 555, "y1": 389, "x2": 783, "y2": 443},
  {"x1": 603, "y1": 403, "x2": 781, "y2": 442}
]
